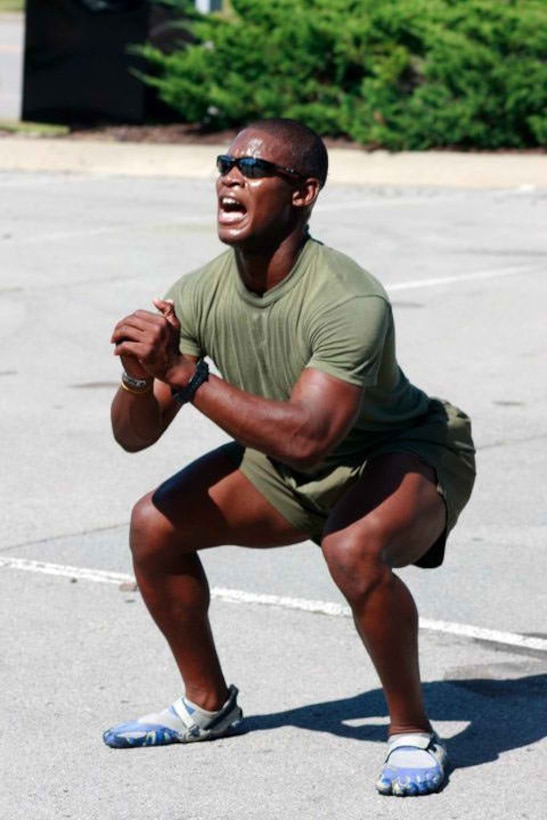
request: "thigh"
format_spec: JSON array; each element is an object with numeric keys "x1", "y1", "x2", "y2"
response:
[
  {"x1": 145, "y1": 443, "x2": 308, "y2": 550},
  {"x1": 322, "y1": 452, "x2": 447, "y2": 568}
]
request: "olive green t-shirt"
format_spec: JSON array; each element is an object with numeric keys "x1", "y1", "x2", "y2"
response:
[{"x1": 166, "y1": 238, "x2": 430, "y2": 471}]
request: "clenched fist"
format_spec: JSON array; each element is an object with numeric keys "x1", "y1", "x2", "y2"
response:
[{"x1": 111, "y1": 298, "x2": 184, "y2": 383}]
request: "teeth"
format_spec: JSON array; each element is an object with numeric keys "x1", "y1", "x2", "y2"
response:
[{"x1": 218, "y1": 195, "x2": 246, "y2": 224}]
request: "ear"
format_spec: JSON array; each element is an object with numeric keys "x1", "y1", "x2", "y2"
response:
[{"x1": 292, "y1": 177, "x2": 322, "y2": 210}]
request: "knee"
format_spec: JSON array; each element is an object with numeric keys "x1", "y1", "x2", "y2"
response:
[
  {"x1": 129, "y1": 492, "x2": 174, "y2": 570},
  {"x1": 322, "y1": 521, "x2": 392, "y2": 605}
]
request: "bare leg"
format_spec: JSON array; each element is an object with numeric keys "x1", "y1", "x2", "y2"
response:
[
  {"x1": 130, "y1": 446, "x2": 305, "y2": 710},
  {"x1": 321, "y1": 453, "x2": 446, "y2": 735},
  {"x1": 130, "y1": 546, "x2": 227, "y2": 711}
]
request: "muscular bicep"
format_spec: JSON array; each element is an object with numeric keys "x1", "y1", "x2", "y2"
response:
[{"x1": 289, "y1": 367, "x2": 362, "y2": 463}]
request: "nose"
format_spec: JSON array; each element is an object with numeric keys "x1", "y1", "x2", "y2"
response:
[{"x1": 218, "y1": 165, "x2": 244, "y2": 188}]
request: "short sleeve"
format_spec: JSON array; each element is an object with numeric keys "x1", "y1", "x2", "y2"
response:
[
  {"x1": 164, "y1": 276, "x2": 205, "y2": 359},
  {"x1": 306, "y1": 296, "x2": 391, "y2": 387}
]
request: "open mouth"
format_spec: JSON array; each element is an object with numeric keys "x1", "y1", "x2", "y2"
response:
[{"x1": 218, "y1": 196, "x2": 248, "y2": 225}]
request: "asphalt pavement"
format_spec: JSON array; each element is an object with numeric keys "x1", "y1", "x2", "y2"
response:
[
  {"x1": 1, "y1": 18, "x2": 547, "y2": 818},
  {"x1": 1, "y1": 150, "x2": 546, "y2": 819}
]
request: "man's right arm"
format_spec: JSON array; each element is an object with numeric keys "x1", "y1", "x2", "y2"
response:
[
  {"x1": 110, "y1": 297, "x2": 199, "y2": 452},
  {"x1": 110, "y1": 379, "x2": 182, "y2": 452}
]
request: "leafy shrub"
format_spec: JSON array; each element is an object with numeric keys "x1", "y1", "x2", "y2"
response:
[{"x1": 140, "y1": 0, "x2": 547, "y2": 149}]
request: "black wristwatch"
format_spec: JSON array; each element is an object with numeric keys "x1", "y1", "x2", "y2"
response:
[{"x1": 171, "y1": 360, "x2": 209, "y2": 405}]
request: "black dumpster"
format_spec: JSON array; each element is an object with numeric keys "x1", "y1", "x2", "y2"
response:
[{"x1": 22, "y1": 0, "x2": 178, "y2": 125}]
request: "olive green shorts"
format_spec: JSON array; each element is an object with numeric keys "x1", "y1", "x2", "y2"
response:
[{"x1": 224, "y1": 398, "x2": 476, "y2": 568}]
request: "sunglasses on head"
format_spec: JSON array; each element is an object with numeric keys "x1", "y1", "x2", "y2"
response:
[{"x1": 216, "y1": 154, "x2": 305, "y2": 182}]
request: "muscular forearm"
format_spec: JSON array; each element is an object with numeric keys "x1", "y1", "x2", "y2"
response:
[
  {"x1": 109, "y1": 300, "x2": 359, "y2": 464},
  {"x1": 111, "y1": 386, "x2": 164, "y2": 452},
  {"x1": 190, "y1": 372, "x2": 346, "y2": 471},
  {"x1": 110, "y1": 301, "x2": 189, "y2": 452}
]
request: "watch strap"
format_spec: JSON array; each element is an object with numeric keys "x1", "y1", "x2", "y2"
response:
[{"x1": 171, "y1": 360, "x2": 209, "y2": 405}]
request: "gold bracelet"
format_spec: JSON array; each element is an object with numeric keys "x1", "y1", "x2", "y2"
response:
[{"x1": 120, "y1": 380, "x2": 153, "y2": 396}]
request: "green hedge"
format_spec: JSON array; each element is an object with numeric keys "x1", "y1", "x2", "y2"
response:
[{"x1": 141, "y1": 0, "x2": 547, "y2": 149}]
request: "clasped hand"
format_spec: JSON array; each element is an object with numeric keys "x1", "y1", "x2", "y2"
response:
[{"x1": 111, "y1": 298, "x2": 190, "y2": 384}]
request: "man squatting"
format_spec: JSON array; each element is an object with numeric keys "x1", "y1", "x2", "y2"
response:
[{"x1": 106, "y1": 118, "x2": 476, "y2": 797}]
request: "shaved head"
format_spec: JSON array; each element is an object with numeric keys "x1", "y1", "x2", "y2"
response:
[{"x1": 243, "y1": 118, "x2": 329, "y2": 188}]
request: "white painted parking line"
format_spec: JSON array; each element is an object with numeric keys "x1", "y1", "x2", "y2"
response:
[
  {"x1": 2, "y1": 556, "x2": 546, "y2": 654},
  {"x1": 10, "y1": 217, "x2": 214, "y2": 245},
  {"x1": 0, "y1": 174, "x2": 113, "y2": 188},
  {"x1": 385, "y1": 265, "x2": 542, "y2": 291},
  {"x1": 0, "y1": 557, "x2": 130, "y2": 585},
  {"x1": 318, "y1": 195, "x2": 459, "y2": 212},
  {"x1": 3, "y1": 212, "x2": 542, "y2": 296}
]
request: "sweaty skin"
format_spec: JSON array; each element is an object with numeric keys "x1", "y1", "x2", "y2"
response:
[
  {"x1": 109, "y1": 124, "x2": 450, "y2": 797},
  {"x1": 111, "y1": 130, "x2": 359, "y2": 471}
]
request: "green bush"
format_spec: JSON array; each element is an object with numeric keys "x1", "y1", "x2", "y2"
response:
[{"x1": 141, "y1": 0, "x2": 547, "y2": 149}]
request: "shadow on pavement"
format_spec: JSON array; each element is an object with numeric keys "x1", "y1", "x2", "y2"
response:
[{"x1": 244, "y1": 673, "x2": 547, "y2": 769}]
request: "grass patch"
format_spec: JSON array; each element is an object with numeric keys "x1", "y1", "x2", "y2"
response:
[
  {"x1": 0, "y1": 0, "x2": 25, "y2": 13},
  {"x1": 0, "y1": 119, "x2": 70, "y2": 136}
]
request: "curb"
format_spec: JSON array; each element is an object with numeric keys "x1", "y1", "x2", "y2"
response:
[{"x1": 0, "y1": 136, "x2": 546, "y2": 188}]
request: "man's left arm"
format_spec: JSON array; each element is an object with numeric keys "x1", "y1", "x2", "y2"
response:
[
  {"x1": 113, "y1": 295, "x2": 391, "y2": 471},
  {"x1": 112, "y1": 299, "x2": 358, "y2": 468},
  {"x1": 183, "y1": 294, "x2": 390, "y2": 469},
  {"x1": 187, "y1": 365, "x2": 362, "y2": 471}
]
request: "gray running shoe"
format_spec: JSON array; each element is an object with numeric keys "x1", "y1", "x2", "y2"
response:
[{"x1": 103, "y1": 684, "x2": 244, "y2": 748}]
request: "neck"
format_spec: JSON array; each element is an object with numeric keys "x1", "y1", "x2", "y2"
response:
[{"x1": 234, "y1": 230, "x2": 309, "y2": 296}]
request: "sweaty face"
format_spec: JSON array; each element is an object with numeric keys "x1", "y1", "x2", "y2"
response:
[{"x1": 216, "y1": 129, "x2": 303, "y2": 249}]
